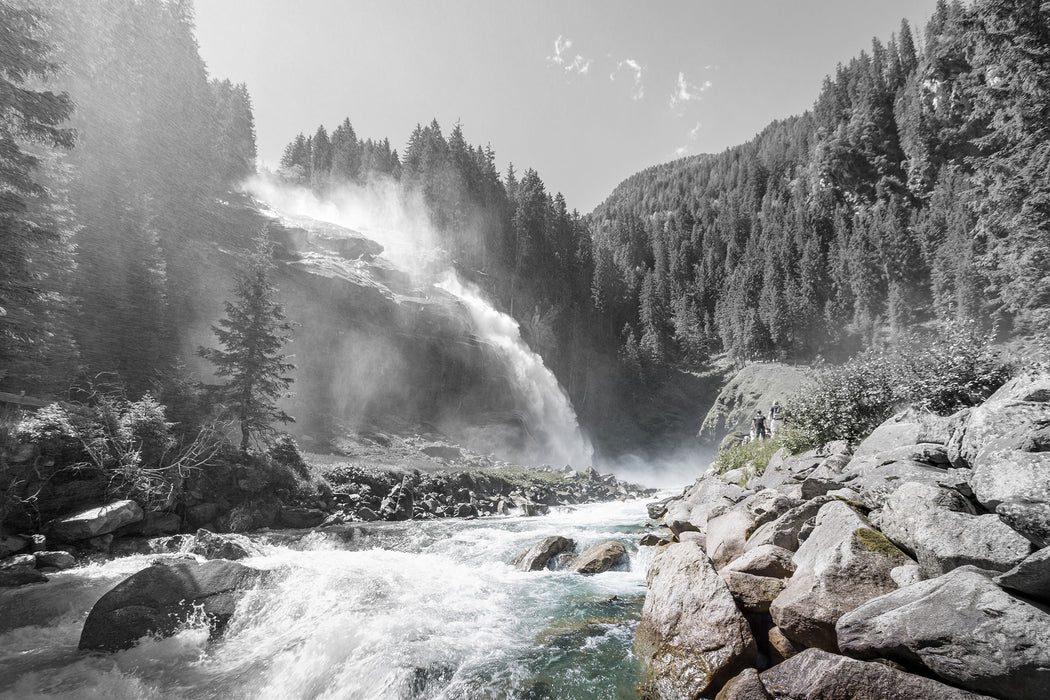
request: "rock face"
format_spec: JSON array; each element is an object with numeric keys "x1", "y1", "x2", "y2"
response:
[
  {"x1": 879, "y1": 481, "x2": 1033, "y2": 576},
  {"x1": 769, "y1": 501, "x2": 910, "y2": 651},
  {"x1": 79, "y1": 558, "x2": 265, "y2": 652},
  {"x1": 46, "y1": 500, "x2": 144, "y2": 542},
  {"x1": 571, "y1": 541, "x2": 627, "y2": 574},
  {"x1": 635, "y1": 543, "x2": 757, "y2": 698},
  {"x1": 836, "y1": 567, "x2": 1050, "y2": 699},
  {"x1": 759, "y1": 648, "x2": 987, "y2": 700},
  {"x1": 513, "y1": 536, "x2": 575, "y2": 572}
]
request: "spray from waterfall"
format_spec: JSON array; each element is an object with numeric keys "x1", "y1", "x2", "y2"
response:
[{"x1": 243, "y1": 173, "x2": 594, "y2": 468}]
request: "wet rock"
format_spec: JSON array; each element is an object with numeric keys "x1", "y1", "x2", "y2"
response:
[
  {"x1": 760, "y1": 648, "x2": 988, "y2": 700},
  {"x1": 719, "y1": 569, "x2": 785, "y2": 614},
  {"x1": 0, "y1": 568, "x2": 48, "y2": 586},
  {"x1": 639, "y1": 533, "x2": 671, "y2": 547},
  {"x1": 188, "y1": 529, "x2": 260, "y2": 561},
  {"x1": 879, "y1": 481, "x2": 1033, "y2": 576},
  {"x1": 996, "y1": 500, "x2": 1050, "y2": 547},
  {"x1": 647, "y1": 497, "x2": 674, "y2": 520},
  {"x1": 34, "y1": 551, "x2": 75, "y2": 570},
  {"x1": 0, "y1": 553, "x2": 36, "y2": 569},
  {"x1": 667, "y1": 519, "x2": 700, "y2": 537},
  {"x1": 279, "y1": 506, "x2": 326, "y2": 529},
  {"x1": 837, "y1": 566, "x2": 1050, "y2": 699},
  {"x1": 994, "y1": 546, "x2": 1050, "y2": 603},
  {"x1": 0, "y1": 533, "x2": 28, "y2": 558},
  {"x1": 715, "y1": 668, "x2": 771, "y2": 700},
  {"x1": 769, "y1": 501, "x2": 910, "y2": 651},
  {"x1": 514, "y1": 536, "x2": 575, "y2": 572},
  {"x1": 723, "y1": 544, "x2": 795, "y2": 579},
  {"x1": 571, "y1": 541, "x2": 627, "y2": 574},
  {"x1": 454, "y1": 503, "x2": 478, "y2": 518},
  {"x1": 635, "y1": 543, "x2": 757, "y2": 699},
  {"x1": 45, "y1": 500, "x2": 144, "y2": 542},
  {"x1": 79, "y1": 558, "x2": 265, "y2": 652}
]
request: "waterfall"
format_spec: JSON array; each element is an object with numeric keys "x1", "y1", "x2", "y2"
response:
[{"x1": 437, "y1": 273, "x2": 594, "y2": 468}]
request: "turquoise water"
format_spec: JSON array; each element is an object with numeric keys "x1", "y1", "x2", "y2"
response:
[{"x1": 0, "y1": 500, "x2": 657, "y2": 699}]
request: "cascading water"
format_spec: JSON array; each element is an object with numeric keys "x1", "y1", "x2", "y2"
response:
[
  {"x1": 437, "y1": 274, "x2": 594, "y2": 468},
  {"x1": 0, "y1": 500, "x2": 660, "y2": 699}
]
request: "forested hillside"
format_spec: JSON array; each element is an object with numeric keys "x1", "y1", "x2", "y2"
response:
[
  {"x1": 1, "y1": 0, "x2": 255, "y2": 396},
  {"x1": 591, "y1": 0, "x2": 1050, "y2": 365}
]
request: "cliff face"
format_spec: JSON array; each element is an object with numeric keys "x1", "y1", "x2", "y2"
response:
[{"x1": 696, "y1": 363, "x2": 811, "y2": 445}]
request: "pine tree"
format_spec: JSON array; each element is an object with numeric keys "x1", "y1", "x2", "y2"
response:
[
  {"x1": 200, "y1": 233, "x2": 295, "y2": 451},
  {"x1": 0, "y1": 1, "x2": 76, "y2": 391}
]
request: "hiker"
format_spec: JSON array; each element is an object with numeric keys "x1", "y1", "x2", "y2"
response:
[
  {"x1": 751, "y1": 411, "x2": 767, "y2": 441},
  {"x1": 769, "y1": 401, "x2": 782, "y2": 436}
]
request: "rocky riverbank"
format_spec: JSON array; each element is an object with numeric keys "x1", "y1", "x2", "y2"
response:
[{"x1": 637, "y1": 371, "x2": 1050, "y2": 699}]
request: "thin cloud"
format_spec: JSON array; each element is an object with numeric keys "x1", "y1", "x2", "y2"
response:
[
  {"x1": 689, "y1": 121, "x2": 702, "y2": 139},
  {"x1": 547, "y1": 35, "x2": 592, "y2": 75},
  {"x1": 670, "y1": 71, "x2": 712, "y2": 109},
  {"x1": 610, "y1": 59, "x2": 644, "y2": 100}
]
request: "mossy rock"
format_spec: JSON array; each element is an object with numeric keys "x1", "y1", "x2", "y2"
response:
[{"x1": 854, "y1": 528, "x2": 909, "y2": 559}]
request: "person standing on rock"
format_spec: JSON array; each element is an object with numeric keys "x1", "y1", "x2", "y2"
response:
[
  {"x1": 768, "y1": 401, "x2": 782, "y2": 436},
  {"x1": 751, "y1": 411, "x2": 767, "y2": 441}
]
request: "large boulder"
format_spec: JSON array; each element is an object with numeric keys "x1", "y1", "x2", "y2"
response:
[
  {"x1": 970, "y1": 438, "x2": 1050, "y2": 513},
  {"x1": 0, "y1": 532, "x2": 28, "y2": 558},
  {"x1": 759, "y1": 648, "x2": 988, "y2": 700},
  {"x1": 571, "y1": 541, "x2": 627, "y2": 574},
  {"x1": 994, "y1": 546, "x2": 1050, "y2": 603},
  {"x1": 719, "y1": 570, "x2": 785, "y2": 614},
  {"x1": 744, "y1": 496, "x2": 833, "y2": 553},
  {"x1": 34, "y1": 551, "x2": 76, "y2": 570},
  {"x1": 663, "y1": 477, "x2": 749, "y2": 534},
  {"x1": 769, "y1": 501, "x2": 911, "y2": 651},
  {"x1": 996, "y1": 500, "x2": 1050, "y2": 547},
  {"x1": 722, "y1": 544, "x2": 795, "y2": 579},
  {"x1": 836, "y1": 567, "x2": 1050, "y2": 699},
  {"x1": 45, "y1": 500, "x2": 144, "y2": 542},
  {"x1": 188, "y1": 529, "x2": 261, "y2": 560},
  {"x1": 635, "y1": 543, "x2": 757, "y2": 698},
  {"x1": 513, "y1": 536, "x2": 575, "y2": 572},
  {"x1": 0, "y1": 568, "x2": 48, "y2": 587},
  {"x1": 951, "y1": 372, "x2": 1050, "y2": 468},
  {"x1": 706, "y1": 508, "x2": 753, "y2": 570},
  {"x1": 879, "y1": 481, "x2": 1033, "y2": 576},
  {"x1": 279, "y1": 506, "x2": 326, "y2": 529},
  {"x1": 79, "y1": 558, "x2": 265, "y2": 652},
  {"x1": 715, "y1": 668, "x2": 771, "y2": 700}
]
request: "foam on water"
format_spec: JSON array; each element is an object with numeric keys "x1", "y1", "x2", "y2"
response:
[{"x1": 0, "y1": 500, "x2": 655, "y2": 699}]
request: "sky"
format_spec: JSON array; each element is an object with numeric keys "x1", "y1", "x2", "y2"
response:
[{"x1": 193, "y1": 0, "x2": 941, "y2": 213}]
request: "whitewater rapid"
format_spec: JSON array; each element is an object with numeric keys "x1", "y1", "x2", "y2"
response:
[{"x1": 0, "y1": 500, "x2": 657, "y2": 699}]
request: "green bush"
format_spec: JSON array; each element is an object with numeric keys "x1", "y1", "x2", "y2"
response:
[
  {"x1": 714, "y1": 435, "x2": 782, "y2": 484},
  {"x1": 780, "y1": 320, "x2": 1013, "y2": 454}
]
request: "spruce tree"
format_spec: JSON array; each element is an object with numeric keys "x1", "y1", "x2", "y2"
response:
[{"x1": 200, "y1": 233, "x2": 295, "y2": 451}]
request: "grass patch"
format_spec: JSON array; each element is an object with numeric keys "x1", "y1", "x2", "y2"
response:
[
  {"x1": 854, "y1": 528, "x2": 909, "y2": 559},
  {"x1": 714, "y1": 435, "x2": 782, "y2": 484}
]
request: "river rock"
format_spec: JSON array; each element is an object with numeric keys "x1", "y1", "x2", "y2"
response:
[
  {"x1": 996, "y1": 500, "x2": 1050, "y2": 547},
  {"x1": 994, "y1": 546, "x2": 1050, "y2": 603},
  {"x1": 769, "y1": 501, "x2": 911, "y2": 651},
  {"x1": 0, "y1": 533, "x2": 27, "y2": 558},
  {"x1": 34, "y1": 551, "x2": 76, "y2": 570},
  {"x1": 647, "y1": 496, "x2": 674, "y2": 520},
  {"x1": 639, "y1": 533, "x2": 671, "y2": 547},
  {"x1": 663, "y1": 478, "x2": 749, "y2": 534},
  {"x1": 715, "y1": 668, "x2": 771, "y2": 700},
  {"x1": 719, "y1": 569, "x2": 786, "y2": 614},
  {"x1": 45, "y1": 500, "x2": 144, "y2": 542},
  {"x1": 188, "y1": 529, "x2": 260, "y2": 560},
  {"x1": 79, "y1": 558, "x2": 265, "y2": 652},
  {"x1": 744, "y1": 496, "x2": 832, "y2": 553},
  {"x1": 571, "y1": 541, "x2": 627, "y2": 574},
  {"x1": 879, "y1": 481, "x2": 1033, "y2": 576},
  {"x1": 0, "y1": 553, "x2": 36, "y2": 569},
  {"x1": 514, "y1": 536, "x2": 575, "y2": 572},
  {"x1": 768, "y1": 626, "x2": 801, "y2": 660},
  {"x1": 0, "y1": 568, "x2": 48, "y2": 587},
  {"x1": 635, "y1": 543, "x2": 757, "y2": 698},
  {"x1": 279, "y1": 506, "x2": 326, "y2": 529},
  {"x1": 722, "y1": 544, "x2": 795, "y2": 579},
  {"x1": 760, "y1": 648, "x2": 988, "y2": 700},
  {"x1": 836, "y1": 566, "x2": 1050, "y2": 699},
  {"x1": 706, "y1": 508, "x2": 753, "y2": 569}
]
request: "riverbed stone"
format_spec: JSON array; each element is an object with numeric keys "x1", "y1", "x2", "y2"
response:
[
  {"x1": 722, "y1": 544, "x2": 795, "y2": 579},
  {"x1": 836, "y1": 566, "x2": 1050, "y2": 699},
  {"x1": 759, "y1": 648, "x2": 988, "y2": 700},
  {"x1": 706, "y1": 508, "x2": 753, "y2": 569},
  {"x1": 879, "y1": 481, "x2": 1033, "y2": 576},
  {"x1": 279, "y1": 506, "x2": 326, "y2": 529},
  {"x1": 0, "y1": 533, "x2": 27, "y2": 558},
  {"x1": 635, "y1": 543, "x2": 757, "y2": 699},
  {"x1": 34, "y1": 551, "x2": 75, "y2": 570},
  {"x1": 571, "y1": 540, "x2": 627, "y2": 574},
  {"x1": 769, "y1": 501, "x2": 910, "y2": 651},
  {"x1": 514, "y1": 536, "x2": 575, "y2": 572},
  {"x1": 719, "y1": 570, "x2": 785, "y2": 614},
  {"x1": 79, "y1": 558, "x2": 265, "y2": 652},
  {"x1": 188, "y1": 529, "x2": 261, "y2": 561},
  {"x1": 994, "y1": 546, "x2": 1050, "y2": 603},
  {"x1": 45, "y1": 500, "x2": 144, "y2": 542},
  {"x1": 715, "y1": 668, "x2": 771, "y2": 700},
  {"x1": 0, "y1": 568, "x2": 48, "y2": 587}
]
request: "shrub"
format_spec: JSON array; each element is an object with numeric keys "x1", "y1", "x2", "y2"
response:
[
  {"x1": 780, "y1": 320, "x2": 1013, "y2": 453},
  {"x1": 714, "y1": 435, "x2": 782, "y2": 484},
  {"x1": 268, "y1": 433, "x2": 310, "y2": 479}
]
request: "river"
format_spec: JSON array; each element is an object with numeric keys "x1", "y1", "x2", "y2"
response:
[{"x1": 0, "y1": 499, "x2": 660, "y2": 699}]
